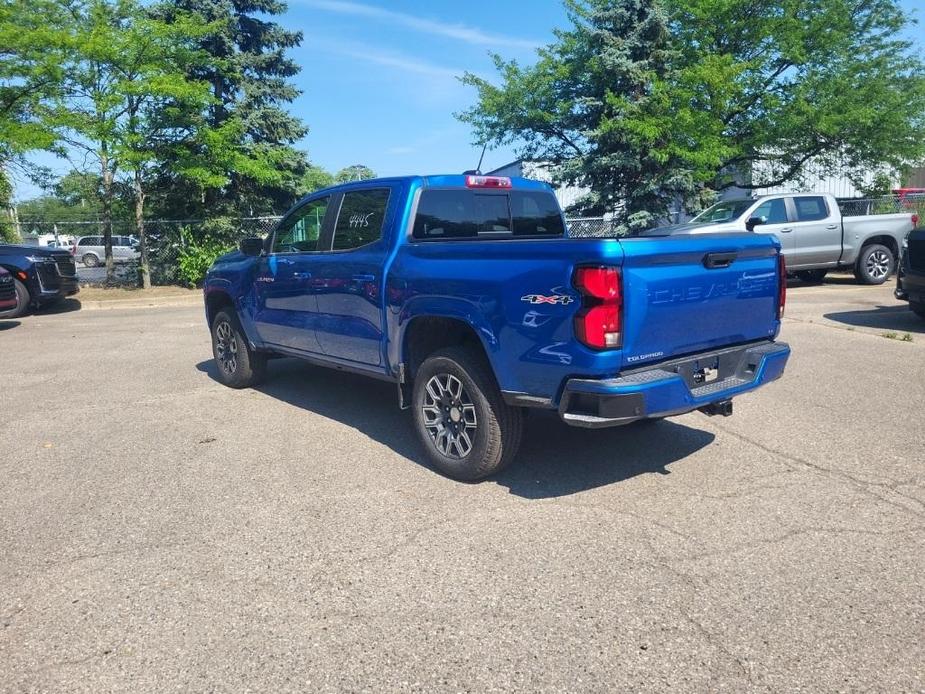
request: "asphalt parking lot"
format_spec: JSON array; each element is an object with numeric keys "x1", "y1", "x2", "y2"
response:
[{"x1": 1, "y1": 278, "x2": 923, "y2": 692}]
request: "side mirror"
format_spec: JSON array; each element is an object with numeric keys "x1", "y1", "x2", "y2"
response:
[
  {"x1": 239, "y1": 237, "x2": 264, "y2": 256},
  {"x1": 745, "y1": 216, "x2": 766, "y2": 232}
]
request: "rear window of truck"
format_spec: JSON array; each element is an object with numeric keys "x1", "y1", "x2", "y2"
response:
[{"x1": 413, "y1": 189, "x2": 565, "y2": 240}]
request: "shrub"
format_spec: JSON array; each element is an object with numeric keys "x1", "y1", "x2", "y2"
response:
[{"x1": 177, "y1": 236, "x2": 232, "y2": 287}]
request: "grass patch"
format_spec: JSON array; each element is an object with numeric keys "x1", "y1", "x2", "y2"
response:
[{"x1": 77, "y1": 286, "x2": 201, "y2": 302}]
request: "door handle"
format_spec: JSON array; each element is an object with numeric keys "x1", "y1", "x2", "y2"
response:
[
  {"x1": 352, "y1": 274, "x2": 375, "y2": 282},
  {"x1": 703, "y1": 252, "x2": 737, "y2": 269},
  {"x1": 276, "y1": 257, "x2": 295, "y2": 265},
  {"x1": 826, "y1": 224, "x2": 839, "y2": 230},
  {"x1": 292, "y1": 271, "x2": 311, "y2": 279},
  {"x1": 779, "y1": 228, "x2": 793, "y2": 233}
]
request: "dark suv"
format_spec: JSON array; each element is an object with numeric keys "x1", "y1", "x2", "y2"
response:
[
  {"x1": 895, "y1": 228, "x2": 925, "y2": 320},
  {"x1": 0, "y1": 244, "x2": 79, "y2": 317}
]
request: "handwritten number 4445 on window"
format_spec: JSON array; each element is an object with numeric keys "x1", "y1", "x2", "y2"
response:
[{"x1": 349, "y1": 213, "x2": 375, "y2": 229}]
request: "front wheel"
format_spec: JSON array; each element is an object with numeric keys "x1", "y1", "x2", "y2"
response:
[
  {"x1": 854, "y1": 244, "x2": 894, "y2": 285},
  {"x1": 911, "y1": 301, "x2": 925, "y2": 321},
  {"x1": 211, "y1": 309, "x2": 266, "y2": 388},
  {"x1": 412, "y1": 346, "x2": 523, "y2": 481},
  {"x1": 81, "y1": 253, "x2": 99, "y2": 268},
  {"x1": 0, "y1": 278, "x2": 31, "y2": 319}
]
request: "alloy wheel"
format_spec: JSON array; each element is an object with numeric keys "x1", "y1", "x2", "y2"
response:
[
  {"x1": 215, "y1": 320, "x2": 238, "y2": 375},
  {"x1": 866, "y1": 250, "x2": 891, "y2": 280},
  {"x1": 421, "y1": 373, "x2": 478, "y2": 458}
]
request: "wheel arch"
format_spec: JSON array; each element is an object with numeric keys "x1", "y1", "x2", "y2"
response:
[
  {"x1": 400, "y1": 315, "x2": 496, "y2": 384},
  {"x1": 204, "y1": 288, "x2": 235, "y2": 327},
  {"x1": 859, "y1": 234, "x2": 899, "y2": 259}
]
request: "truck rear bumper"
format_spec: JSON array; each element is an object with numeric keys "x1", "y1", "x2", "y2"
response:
[{"x1": 558, "y1": 341, "x2": 790, "y2": 428}]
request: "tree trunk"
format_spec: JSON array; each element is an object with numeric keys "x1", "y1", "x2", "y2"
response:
[
  {"x1": 133, "y1": 169, "x2": 150, "y2": 290},
  {"x1": 100, "y1": 146, "x2": 115, "y2": 283}
]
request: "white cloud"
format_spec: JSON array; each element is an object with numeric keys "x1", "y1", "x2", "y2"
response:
[{"x1": 297, "y1": 0, "x2": 540, "y2": 50}]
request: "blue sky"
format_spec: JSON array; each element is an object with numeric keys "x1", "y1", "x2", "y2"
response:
[{"x1": 13, "y1": 0, "x2": 925, "y2": 200}]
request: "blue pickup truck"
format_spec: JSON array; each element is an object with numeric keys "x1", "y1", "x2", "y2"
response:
[{"x1": 204, "y1": 175, "x2": 790, "y2": 480}]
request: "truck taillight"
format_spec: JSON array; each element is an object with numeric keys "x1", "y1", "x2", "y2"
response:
[
  {"x1": 778, "y1": 253, "x2": 787, "y2": 320},
  {"x1": 465, "y1": 175, "x2": 512, "y2": 189},
  {"x1": 574, "y1": 266, "x2": 622, "y2": 349}
]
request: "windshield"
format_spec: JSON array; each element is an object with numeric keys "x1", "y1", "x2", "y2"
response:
[{"x1": 690, "y1": 199, "x2": 754, "y2": 224}]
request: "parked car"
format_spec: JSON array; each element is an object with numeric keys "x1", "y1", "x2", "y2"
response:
[
  {"x1": 0, "y1": 244, "x2": 79, "y2": 317},
  {"x1": 73, "y1": 235, "x2": 140, "y2": 267},
  {"x1": 203, "y1": 174, "x2": 790, "y2": 481},
  {"x1": 651, "y1": 193, "x2": 918, "y2": 285},
  {"x1": 0, "y1": 266, "x2": 17, "y2": 314},
  {"x1": 895, "y1": 227, "x2": 925, "y2": 320}
]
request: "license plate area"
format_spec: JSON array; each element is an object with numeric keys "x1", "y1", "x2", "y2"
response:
[{"x1": 624, "y1": 343, "x2": 763, "y2": 391}]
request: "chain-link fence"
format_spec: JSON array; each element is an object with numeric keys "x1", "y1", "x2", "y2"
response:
[
  {"x1": 837, "y1": 194, "x2": 925, "y2": 217},
  {"x1": 11, "y1": 194, "x2": 920, "y2": 286},
  {"x1": 14, "y1": 217, "x2": 281, "y2": 286}
]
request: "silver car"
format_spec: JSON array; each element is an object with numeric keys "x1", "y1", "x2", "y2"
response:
[{"x1": 74, "y1": 235, "x2": 140, "y2": 267}]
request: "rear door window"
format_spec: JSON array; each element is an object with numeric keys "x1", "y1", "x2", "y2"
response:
[
  {"x1": 794, "y1": 196, "x2": 829, "y2": 221},
  {"x1": 331, "y1": 188, "x2": 391, "y2": 251},
  {"x1": 413, "y1": 190, "x2": 563, "y2": 240}
]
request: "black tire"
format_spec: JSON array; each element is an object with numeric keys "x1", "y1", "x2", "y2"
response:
[
  {"x1": 82, "y1": 253, "x2": 99, "y2": 268},
  {"x1": 210, "y1": 308, "x2": 266, "y2": 388},
  {"x1": 911, "y1": 301, "x2": 925, "y2": 321},
  {"x1": 854, "y1": 244, "x2": 894, "y2": 285},
  {"x1": 796, "y1": 269, "x2": 827, "y2": 284},
  {"x1": 0, "y1": 278, "x2": 31, "y2": 319},
  {"x1": 412, "y1": 346, "x2": 523, "y2": 481}
]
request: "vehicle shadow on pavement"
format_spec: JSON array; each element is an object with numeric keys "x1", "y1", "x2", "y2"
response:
[
  {"x1": 497, "y1": 411, "x2": 714, "y2": 498},
  {"x1": 0, "y1": 319, "x2": 21, "y2": 330},
  {"x1": 39, "y1": 298, "x2": 82, "y2": 314},
  {"x1": 824, "y1": 305, "x2": 925, "y2": 334},
  {"x1": 197, "y1": 358, "x2": 716, "y2": 498}
]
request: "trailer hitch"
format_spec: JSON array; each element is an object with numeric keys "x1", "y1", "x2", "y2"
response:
[{"x1": 698, "y1": 400, "x2": 733, "y2": 417}]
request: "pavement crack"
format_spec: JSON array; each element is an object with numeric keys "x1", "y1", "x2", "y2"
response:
[{"x1": 710, "y1": 422, "x2": 925, "y2": 520}]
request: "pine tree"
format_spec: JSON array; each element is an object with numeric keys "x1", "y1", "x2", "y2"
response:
[
  {"x1": 461, "y1": 0, "x2": 679, "y2": 230},
  {"x1": 152, "y1": 0, "x2": 309, "y2": 218}
]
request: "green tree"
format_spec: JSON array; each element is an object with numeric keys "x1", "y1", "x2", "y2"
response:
[
  {"x1": 335, "y1": 164, "x2": 376, "y2": 183},
  {"x1": 299, "y1": 164, "x2": 334, "y2": 194},
  {"x1": 0, "y1": 168, "x2": 17, "y2": 242},
  {"x1": 0, "y1": 0, "x2": 70, "y2": 166},
  {"x1": 460, "y1": 0, "x2": 925, "y2": 230},
  {"x1": 152, "y1": 0, "x2": 309, "y2": 218},
  {"x1": 46, "y1": 0, "x2": 137, "y2": 281},
  {"x1": 116, "y1": 7, "x2": 225, "y2": 288}
]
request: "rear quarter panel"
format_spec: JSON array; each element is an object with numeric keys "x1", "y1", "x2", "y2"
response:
[
  {"x1": 841, "y1": 213, "x2": 914, "y2": 261},
  {"x1": 387, "y1": 238, "x2": 627, "y2": 402}
]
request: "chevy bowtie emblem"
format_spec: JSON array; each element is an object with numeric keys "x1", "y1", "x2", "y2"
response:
[{"x1": 521, "y1": 293, "x2": 575, "y2": 305}]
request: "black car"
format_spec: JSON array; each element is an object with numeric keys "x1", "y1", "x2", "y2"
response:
[
  {"x1": 895, "y1": 227, "x2": 925, "y2": 320},
  {"x1": 0, "y1": 244, "x2": 80, "y2": 318}
]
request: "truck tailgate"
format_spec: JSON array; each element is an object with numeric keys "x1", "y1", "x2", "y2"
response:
[{"x1": 617, "y1": 233, "x2": 781, "y2": 367}]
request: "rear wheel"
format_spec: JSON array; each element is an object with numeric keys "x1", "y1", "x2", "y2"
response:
[
  {"x1": 211, "y1": 309, "x2": 266, "y2": 388},
  {"x1": 0, "y1": 278, "x2": 31, "y2": 319},
  {"x1": 796, "y1": 269, "x2": 827, "y2": 284},
  {"x1": 412, "y1": 346, "x2": 523, "y2": 481},
  {"x1": 911, "y1": 301, "x2": 925, "y2": 321},
  {"x1": 81, "y1": 253, "x2": 99, "y2": 268},
  {"x1": 854, "y1": 244, "x2": 894, "y2": 285}
]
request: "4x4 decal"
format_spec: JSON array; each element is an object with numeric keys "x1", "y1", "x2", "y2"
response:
[{"x1": 521, "y1": 293, "x2": 575, "y2": 306}]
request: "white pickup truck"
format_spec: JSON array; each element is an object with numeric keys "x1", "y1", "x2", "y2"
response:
[{"x1": 655, "y1": 193, "x2": 918, "y2": 284}]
